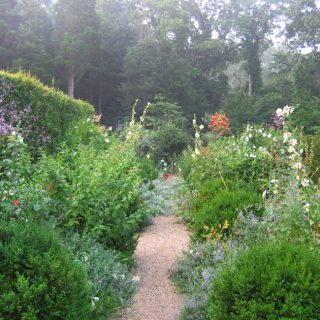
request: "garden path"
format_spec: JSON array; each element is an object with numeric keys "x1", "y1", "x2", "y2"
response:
[{"x1": 119, "y1": 177, "x2": 189, "y2": 320}]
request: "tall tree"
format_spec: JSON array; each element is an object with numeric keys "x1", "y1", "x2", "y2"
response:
[
  {"x1": 212, "y1": 0, "x2": 280, "y2": 97},
  {"x1": 0, "y1": 0, "x2": 20, "y2": 69},
  {"x1": 75, "y1": 0, "x2": 138, "y2": 121},
  {"x1": 12, "y1": 0, "x2": 54, "y2": 84},
  {"x1": 53, "y1": 0, "x2": 100, "y2": 97},
  {"x1": 284, "y1": 0, "x2": 320, "y2": 51}
]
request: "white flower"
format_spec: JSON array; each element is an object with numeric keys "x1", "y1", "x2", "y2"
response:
[
  {"x1": 195, "y1": 132, "x2": 200, "y2": 138},
  {"x1": 132, "y1": 275, "x2": 140, "y2": 282},
  {"x1": 11, "y1": 131, "x2": 16, "y2": 136},
  {"x1": 193, "y1": 119, "x2": 196, "y2": 125},
  {"x1": 288, "y1": 146, "x2": 296, "y2": 153},
  {"x1": 276, "y1": 108, "x2": 283, "y2": 117},
  {"x1": 109, "y1": 126, "x2": 112, "y2": 131},
  {"x1": 293, "y1": 162, "x2": 303, "y2": 170},
  {"x1": 282, "y1": 105, "x2": 294, "y2": 117},
  {"x1": 161, "y1": 159, "x2": 165, "y2": 163},
  {"x1": 283, "y1": 132, "x2": 292, "y2": 143},
  {"x1": 296, "y1": 175, "x2": 301, "y2": 181},
  {"x1": 87, "y1": 118, "x2": 91, "y2": 122},
  {"x1": 301, "y1": 178, "x2": 310, "y2": 187},
  {"x1": 300, "y1": 148, "x2": 304, "y2": 154},
  {"x1": 303, "y1": 203, "x2": 310, "y2": 213},
  {"x1": 289, "y1": 153, "x2": 297, "y2": 160},
  {"x1": 89, "y1": 129, "x2": 93, "y2": 132},
  {"x1": 105, "y1": 138, "x2": 110, "y2": 143},
  {"x1": 262, "y1": 190, "x2": 267, "y2": 200},
  {"x1": 249, "y1": 154, "x2": 256, "y2": 158},
  {"x1": 199, "y1": 125, "x2": 204, "y2": 130},
  {"x1": 270, "y1": 179, "x2": 278, "y2": 184},
  {"x1": 289, "y1": 139, "x2": 298, "y2": 146}
]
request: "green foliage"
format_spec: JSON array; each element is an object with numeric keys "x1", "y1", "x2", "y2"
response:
[
  {"x1": 53, "y1": 0, "x2": 100, "y2": 97},
  {"x1": 0, "y1": 134, "x2": 50, "y2": 222},
  {"x1": 144, "y1": 95, "x2": 187, "y2": 129},
  {"x1": 33, "y1": 141, "x2": 149, "y2": 252},
  {"x1": 148, "y1": 123, "x2": 191, "y2": 163},
  {"x1": 0, "y1": 221, "x2": 91, "y2": 320},
  {"x1": 0, "y1": 71, "x2": 94, "y2": 149},
  {"x1": 65, "y1": 233, "x2": 137, "y2": 319},
  {"x1": 172, "y1": 241, "x2": 231, "y2": 320},
  {"x1": 305, "y1": 135, "x2": 320, "y2": 184},
  {"x1": 209, "y1": 242, "x2": 320, "y2": 319},
  {"x1": 121, "y1": 37, "x2": 194, "y2": 112},
  {"x1": 187, "y1": 179, "x2": 262, "y2": 239}
]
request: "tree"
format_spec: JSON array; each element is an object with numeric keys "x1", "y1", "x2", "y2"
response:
[
  {"x1": 76, "y1": 0, "x2": 138, "y2": 120},
  {"x1": 212, "y1": 0, "x2": 280, "y2": 97},
  {"x1": 284, "y1": 0, "x2": 320, "y2": 51},
  {"x1": 12, "y1": 0, "x2": 54, "y2": 84},
  {"x1": 0, "y1": 0, "x2": 20, "y2": 69},
  {"x1": 53, "y1": 0, "x2": 100, "y2": 97},
  {"x1": 121, "y1": 37, "x2": 194, "y2": 114}
]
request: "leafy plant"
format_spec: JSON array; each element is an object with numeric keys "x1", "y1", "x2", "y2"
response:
[
  {"x1": 0, "y1": 221, "x2": 91, "y2": 320},
  {"x1": 65, "y1": 233, "x2": 138, "y2": 319},
  {"x1": 209, "y1": 242, "x2": 320, "y2": 319},
  {"x1": 187, "y1": 179, "x2": 262, "y2": 239}
]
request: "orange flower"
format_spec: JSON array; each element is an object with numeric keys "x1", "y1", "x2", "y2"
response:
[
  {"x1": 13, "y1": 199, "x2": 20, "y2": 207},
  {"x1": 208, "y1": 113, "x2": 231, "y2": 136}
]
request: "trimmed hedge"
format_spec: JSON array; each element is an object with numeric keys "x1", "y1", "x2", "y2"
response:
[{"x1": 0, "y1": 71, "x2": 94, "y2": 148}]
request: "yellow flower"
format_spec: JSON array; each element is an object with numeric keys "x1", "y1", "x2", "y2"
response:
[{"x1": 222, "y1": 220, "x2": 230, "y2": 229}]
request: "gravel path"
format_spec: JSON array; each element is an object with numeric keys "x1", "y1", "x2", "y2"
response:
[{"x1": 119, "y1": 214, "x2": 189, "y2": 320}]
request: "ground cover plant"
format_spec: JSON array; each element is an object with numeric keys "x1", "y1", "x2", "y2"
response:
[{"x1": 174, "y1": 106, "x2": 320, "y2": 319}]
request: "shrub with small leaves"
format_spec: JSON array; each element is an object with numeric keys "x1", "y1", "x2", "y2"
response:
[
  {"x1": 0, "y1": 221, "x2": 91, "y2": 320},
  {"x1": 209, "y1": 242, "x2": 320, "y2": 320}
]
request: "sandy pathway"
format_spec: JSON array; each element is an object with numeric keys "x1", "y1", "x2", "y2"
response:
[{"x1": 119, "y1": 215, "x2": 189, "y2": 320}]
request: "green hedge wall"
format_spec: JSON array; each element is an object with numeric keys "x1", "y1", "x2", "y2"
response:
[{"x1": 0, "y1": 71, "x2": 94, "y2": 148}]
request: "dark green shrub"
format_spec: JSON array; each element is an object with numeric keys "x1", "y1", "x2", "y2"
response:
[
  {"x1": 209, "y1": 242, "x2": 320, "y2": 320},
  {"x1": 148, "y1": 123, "x2": 191, "y2": 163},
  {"x1": 0, "y1": 71, "x2": 94, "y2": 149},
  {"x1": 0, "y1": 222, "x2": 91, "y2": 320},
  {"x1": 188, "y1": 179, "x2": 262, "y2": 238}
]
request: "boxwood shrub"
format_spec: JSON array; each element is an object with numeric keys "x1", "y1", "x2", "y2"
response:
[
  {"x1": 209, "y1": 242, "x2": 320, "y2": 319},
  {"x1": 188, "y1": 179, "x2": 262, "y2": 238},
  {"x1": 0, "y1": 221, "x2": 91, "y2": 320}
]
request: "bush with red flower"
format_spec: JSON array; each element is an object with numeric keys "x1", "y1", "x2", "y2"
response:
[{"x1": 208, "y1": 112, "x2": 231, "y2": 136}]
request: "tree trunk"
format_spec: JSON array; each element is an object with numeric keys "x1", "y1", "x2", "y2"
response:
[
  {"x1": 68, "y1": 66, "x2": 75, "y2": 98},
  {"x1": 248, "y1": 73, "x2": 253, "y2": 97},
  {"x1": 98, "y1": 86, "x2": 102, "y2": 115}
]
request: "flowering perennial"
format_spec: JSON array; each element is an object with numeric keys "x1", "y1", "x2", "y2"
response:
[{"x1": 208, "y1": 112, "x2": 231, "y2": 135}]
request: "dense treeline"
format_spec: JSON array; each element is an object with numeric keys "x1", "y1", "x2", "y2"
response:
[{"x1": 0, "y1": 0, "x2": 319, "y2": 131}]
